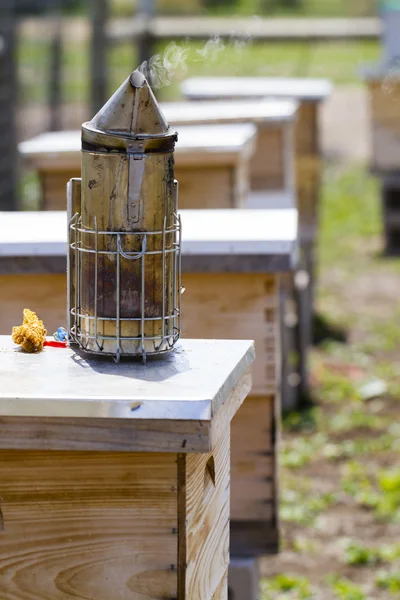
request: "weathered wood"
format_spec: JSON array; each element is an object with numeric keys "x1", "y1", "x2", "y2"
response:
[
  {"x1": 181, "y1": 273, "x2": 279, "y2": 396},
  {"x1": 252, "y1": 126, "x2": 286, "y2": 191},
  {"x1": 0, "y1": 273, "x2": 66, "y2": 334},
  {"x1": 296, "y1": 155, "x2": 321, "y2": 242},
  {"x1": 0, "y1": 415, "x2": 212, "y2": 453},
  {"x1": 230, "y1": 521, "x2": 279, "y2": 556},
  {"x1": 182, "y1": 274, "x2": 281, "y2": 555},
  {"x1": 230, "y1": 395, "x2": 275, "y2": 521},
  {"x1": 0, "y1": 450, "x2": 178, "y2": 600},
  {"x1": 175, "y1": 166, "x2": 238, "y2": 209},
  {"x1": 0, "y1": 273, "x2": 66, "y2": 335},
  {"x1": 280, "y1": 273, "x2": 302, "y2": 412},
  {"x1": 162, "y1": 99, "x2": 297, "y2": 197},
  {"x1": 0, "y1": 335, "x2": 254, "y2": 599},
  {"x1": 19, "y1": 125, "x2": 256, "y2": 211},
  {"x1": 0, "y1": 336, "x2": 254, "y2": 443},
  {"x1": 367, "y1": 78, "x2": 400, "y2": 172},
  {"x1": 178, "y1": 426, "x2": 230, "y2": 599}
]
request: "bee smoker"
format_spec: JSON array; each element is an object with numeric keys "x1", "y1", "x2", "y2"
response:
[{"x1": 67, "y1": 70, "x2": 181, "y2": 361}]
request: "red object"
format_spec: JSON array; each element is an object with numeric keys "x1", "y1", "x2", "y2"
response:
[{"x1": 44, "y1": 341, "x2": 67, "y2": 348}]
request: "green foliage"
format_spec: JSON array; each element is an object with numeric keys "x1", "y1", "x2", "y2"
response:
[
  {"x1": 281, "y1": 433, "x2": 327, "y2": 468},
  {"x1": 341, "y1": 463, "x2": 400, "y2": 523},
  {"x1": 206, "y1": 0, "x2": 378, "y2": 16},
  {"x1": 322, "y1": 434, "x2": 399, "y2": 461},
  {"x1": 327, "y1": 576, "x2": 367, "y2": 600},
  {"x1": 343, "y1": 540, "x2": 380, "y2": 566},
  {"x1": 319, "y1": 166, "x2": 381, "y2": 265},
  {"x1": 376, "y1": 570, "x2": 400, "y2": 594},
  {"x1": 281, "y1": 483, "x2": 337, "y2": 526},
  {"x1": 282, "y1": 408, "x2": 318, "y2": 433},
  {"x1": 261, "y1": 573, "x2": 314, "y2": 599}
]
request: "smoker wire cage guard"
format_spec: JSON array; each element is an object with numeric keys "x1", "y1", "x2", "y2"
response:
[
  {"x1": 66, "y1": 70, "x2": 181, "y2": 362},
  {"x1": 68, "y1": 210, "x2": 182, "y2": 363}
]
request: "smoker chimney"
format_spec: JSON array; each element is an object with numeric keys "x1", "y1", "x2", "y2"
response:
[{"x1": 67, "y1": 70, "x2": 181, "y2": 361}]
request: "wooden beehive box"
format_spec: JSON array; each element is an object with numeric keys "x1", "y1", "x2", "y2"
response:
[
  {"x1": 19, "y1": 124, "x2": 257, "y2": 211},
  {"x1": 365, "y1": 72, "x2": 400, "y2": 172},
  {"x1": 162, "y1": 98, "x2": 298, "y2": 197},
  {"x1": 181, "y1": 76, "x2": 332, "y2": 244},
  {"x1": 0, "y1": 207, "x2": 298, "y2": 560},
  {"x1": 0, "y1": 335, "x2": 254, "y2": 600}
]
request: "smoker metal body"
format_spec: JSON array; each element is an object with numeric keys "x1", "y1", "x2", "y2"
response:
[{"x1": 67, "y1": 71, "x2": 181, "y2": 361}]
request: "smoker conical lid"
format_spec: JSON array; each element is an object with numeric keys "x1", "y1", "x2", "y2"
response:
[{"x1": 86, "y1": 70, "x2": 172, "y2": 139}]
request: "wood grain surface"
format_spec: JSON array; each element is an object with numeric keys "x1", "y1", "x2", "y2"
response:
[
  {"x1": 230, "y1": 395, "x2": 275, "y2": 522},
  {"x1": 182, "y1": 273, "x2": 279, "y2": 396},
  {"x1": 0, "y1": 273, "x2": 66, "y2": 335},
  {"x1": 175, "y1": 166, "x2": 234, "y2": 209},
  {"x1": 0, "y1": 450, "x2": 178, "y2": 599},
  {"x1": 178, "y1": 426, "x2": 230, "y2": 599}
]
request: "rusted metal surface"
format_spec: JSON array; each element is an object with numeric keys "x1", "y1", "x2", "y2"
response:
[{"x1": 68, "y1": 70, "x2": 181, "y2": 360}]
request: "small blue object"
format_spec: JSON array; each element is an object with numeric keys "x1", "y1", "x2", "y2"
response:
[{"x1": 53, "y1": 327, "x2": 68, "y2": 342}]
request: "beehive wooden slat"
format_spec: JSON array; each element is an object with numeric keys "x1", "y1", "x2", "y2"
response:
[
  {"x1": 175, "y1": 166, "x2": 236, "y2": 209},
  {"x1": 0, "y1": 450, "x2": 178, "y2": 600},
  {"x1": 180, "y1": 426, "x2": 230, "y2": 599},
  {"x1": 230, "y1": 395, "x2": 275, "y2": 523},
  {"x1": 251, "y1": 126, "x2": 285, "y2": 191},
  {"x1": 182, "y1": 272, "x2": 278, "y2": 396}
]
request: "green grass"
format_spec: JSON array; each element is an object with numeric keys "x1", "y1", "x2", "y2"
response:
[
  {"x1": 376, "y1": 570, "x2": 400, "y2": 594},
  {"x1": 198, "y1": 0, "x2": 377, "y2": 17},
  {"x1": 341, "y1": 462, "x2": 400, "y2": 523},
  {"x1": 281, "y1": 476, "x2": 338, "y2": 526},
  {"x1": 327, "y1": 576, "x2": 368, "y2": 600},
  {"x1": 261, "y1": 574, "x2": 314, "y2": 599},
  {"x1": 18, "y1": 34, "x2": 380, "y2": 107},
  {"x1": 111, "y1": 0, "x2": 379, "y2": 17}
]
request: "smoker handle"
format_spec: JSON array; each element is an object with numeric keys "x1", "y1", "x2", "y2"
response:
[{"x1": 117, "y1": 233, "x2": 147, "y2": 260}]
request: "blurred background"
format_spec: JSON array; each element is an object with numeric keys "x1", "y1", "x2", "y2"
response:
[
  {"x1": 0, "y1": 0, "x2": 382, "y2": 210},
  {"x1": 2, "y1": 1, "x2": 400, "y2": 599}
]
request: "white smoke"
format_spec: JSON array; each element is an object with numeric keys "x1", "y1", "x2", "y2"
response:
[
  {"x1": 139, "y1": 42, "x2": 189, "y2": 89},
  {"x1": 138, "y1": 34, "x2": 251, "y2": 89}
]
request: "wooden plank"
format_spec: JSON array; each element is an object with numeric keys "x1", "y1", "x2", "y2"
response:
[
  {"x1": 181, "y1": 273, "x2": 279, "y2": 396},
  {"x1": 213, "y1": 573, "x2": 228, "y2": 600},
  {"x1": 251, "y1": 126, "x2": 285, "y2": 191},
  {"x1": 0, "y1": 273, "x2": 66, "y2": 335},
  {"x1": 370, "y1": 121, "x2": 400, "y2": 172},
  {"x1": 0, "y1": 450, "x2": 178, "y2": 599},
  {"x1": 295, "y1": 102, "x2": 319, "y2": 155},
  {"x1": 296, "y1": 154, "x2": 321, "y2": 242},
  {"x1": 41, "y1": 169, "x2": 79, "y2": 210},
  {"x1": 178, "y1": 426, "x2": 230, "y2": 599},
  {"x1": 230, "y1": 520, "x2": 279, "y2": 556},
  {"x1": 230, "y1": 395, "x2": 275, "y2": 522},
  {"x1": 280, "y1": 273, "x2": 302, "y2": 413},
  {"x1": 0, "y1": 416, "x2": 211, "y2": 454},
  {"x1": 175, "y1": 166, "x2": 235, "y2": 209}
]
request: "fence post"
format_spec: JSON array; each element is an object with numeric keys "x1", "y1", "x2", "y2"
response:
[
  {"x1": 48, "y1": 0, "x2": 63, "y2": 131},
  {"x1": 137, "y1": 0, "x2": 156, "y2": 67},
  {"x1": 90, "y1": 0, "x2": 109, "y2": 116},
  {"x1": 0, "y1": 0, "x2": 17, "y2": 210}
]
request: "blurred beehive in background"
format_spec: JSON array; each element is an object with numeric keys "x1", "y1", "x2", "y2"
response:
[{"x1": 364, "y1": 0, "x2": 400, "y2": 254}]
